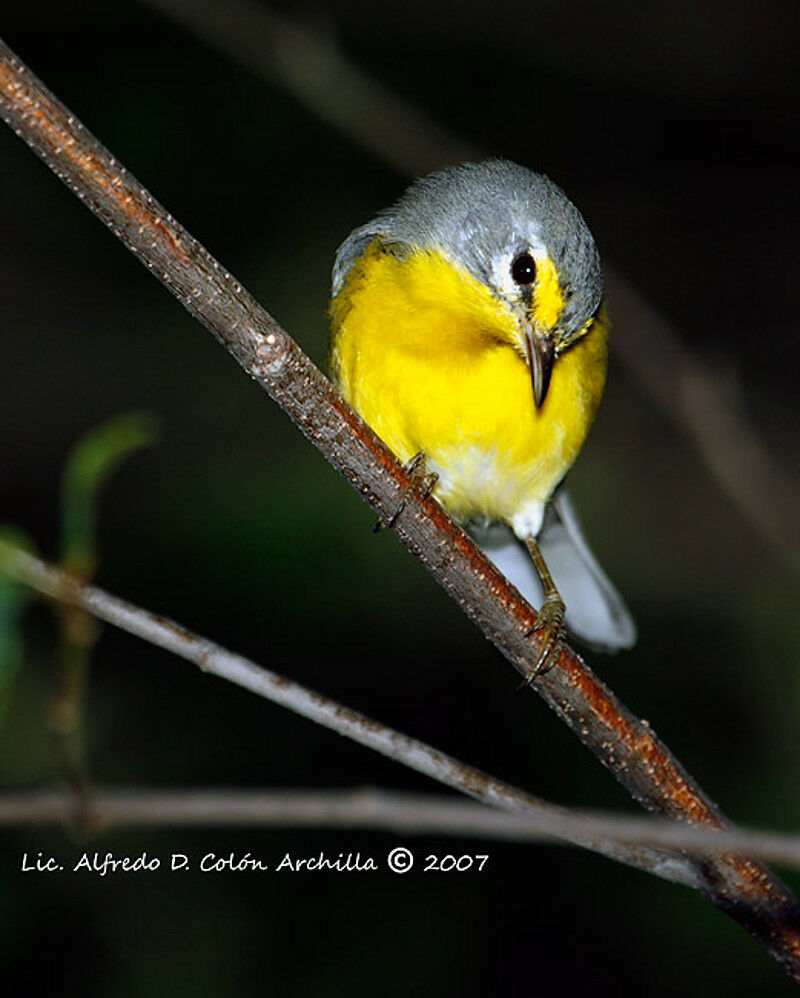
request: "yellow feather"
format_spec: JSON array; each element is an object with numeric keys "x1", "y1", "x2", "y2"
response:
[
  {"x1": 330, "y1": 242, "x2": 608, "y2": 527},
  {"x1": 530, "y1": 254, "x2": 564, "y2": 329}
]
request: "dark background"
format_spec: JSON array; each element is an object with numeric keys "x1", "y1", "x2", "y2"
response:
[{"x1": 2, "y1": 0, "x2": 800, "y2": 994}]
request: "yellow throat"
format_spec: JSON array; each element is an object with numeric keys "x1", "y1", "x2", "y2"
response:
[{"x1": 330, "y1": 241, "x2": 609, "y2": 532}]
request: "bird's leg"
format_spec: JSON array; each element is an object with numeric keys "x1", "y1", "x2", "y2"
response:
[
  {"x1": 520, "y1": 537, "x2": 566, "y2": 683},
  {"x1": 373, "y1": 451, "x2": 439, "y2": 533}
]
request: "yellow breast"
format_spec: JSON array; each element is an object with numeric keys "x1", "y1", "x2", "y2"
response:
[{"x1": 330, "y1": 242, "x2": 608, "y2": 528}]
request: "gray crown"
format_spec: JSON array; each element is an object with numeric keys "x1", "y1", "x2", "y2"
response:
[{"x1": 332, "y1": 159, "x2": 602, "y2": 336}]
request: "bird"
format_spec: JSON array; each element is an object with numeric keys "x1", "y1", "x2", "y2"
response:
[{"x1": 329, "y1": 159, "x2": 635, "y2": 675}]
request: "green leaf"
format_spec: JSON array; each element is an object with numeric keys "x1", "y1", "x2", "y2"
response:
[
  {"x1": 0, "y1": 526, "x2": 36, "y2": 725},
  {"x1": 60, "y1": 412, "x2": 159, "y2": 577}
]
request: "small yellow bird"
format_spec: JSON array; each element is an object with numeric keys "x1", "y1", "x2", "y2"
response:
[{"x1": 329, "y1": 160, "x2": 634, "y2": 671}]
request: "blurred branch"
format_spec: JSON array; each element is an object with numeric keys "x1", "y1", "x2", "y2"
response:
[
  {"x1": 607, "y1": 274, "x2": 800, "y2": 569},
  {"x1": 1, "y1": 40, "x2": 799, "y2": 979},
  {"x1": 139, "y1": 0, "x2": 477, "y2": 177},
  {"x1": 139, "y1": 0, "x2": 800, "y2": 572},
  {"x1": 5, "y1": 785, "x2": 800, "y2": 873}
]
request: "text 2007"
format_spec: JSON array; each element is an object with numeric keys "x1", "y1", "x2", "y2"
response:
[{"x1": 423, "y1": 854, "x2": 489, "y2": 872}]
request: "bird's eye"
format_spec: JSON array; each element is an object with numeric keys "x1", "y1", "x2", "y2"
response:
[{"x1": 511, "y1": 252, "x2": 537, "y2": 285}]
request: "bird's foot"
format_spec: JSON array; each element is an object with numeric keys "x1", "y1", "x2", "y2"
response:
[
  {"x1": 518, "y1": 597, "x2": 565, "y2": 688},
  {"x1": 515, "y1": 536, "x2": 567, "y2": 686},
  {"x1": 373, "y1": 451, "x2": 439, "y2": 533}
]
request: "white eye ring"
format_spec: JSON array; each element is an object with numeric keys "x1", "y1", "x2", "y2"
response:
[{"x1": 489, "y1": 233, "x2": 546, "y2": 300}]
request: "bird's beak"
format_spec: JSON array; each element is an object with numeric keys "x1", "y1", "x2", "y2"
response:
[{"x1": 523, "y1": 323, "x2": 555, "y2": 409}]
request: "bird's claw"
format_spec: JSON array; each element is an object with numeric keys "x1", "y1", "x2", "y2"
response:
[
  {"x1": 518, "y1": 594, "x2": 566, "y2": 688},
  {"x1": 373, "y1": 451, "x2": 439, "y2": 533}
]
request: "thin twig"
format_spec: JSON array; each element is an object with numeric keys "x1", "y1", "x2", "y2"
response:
[
  {"x1": 1, "y1": 40, "x2": 799, "y2": 979},
  {"x1": 138, "y1": 0, "x2": 800, "y2": 572},
  {"x1": 4, "y1": 785, "x2": 800, "y2": 873}
]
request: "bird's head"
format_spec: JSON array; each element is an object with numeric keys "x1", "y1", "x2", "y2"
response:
[{"x1": 332, "y1": 159, "x2": 603, "y2": 408}]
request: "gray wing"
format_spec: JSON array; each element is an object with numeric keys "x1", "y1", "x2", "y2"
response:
[
  {"x1": 469, "y1": 488, "x2": 636, "y2": 653},
  {"x1": 332, "y1": 223, "x2": 384, "y2": 295}
]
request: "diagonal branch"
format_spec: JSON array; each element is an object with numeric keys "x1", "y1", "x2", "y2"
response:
[
  {"x1": 1, "y1": 39, "x2": 799, "y2": 979},
  {"x1": 0, "y1": 540, "x2": 697, "y2": 886}
]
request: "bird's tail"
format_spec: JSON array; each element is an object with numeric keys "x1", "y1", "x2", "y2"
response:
[{"x1": 468, "y1": 488, "x2": 636, "y2": 653}]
